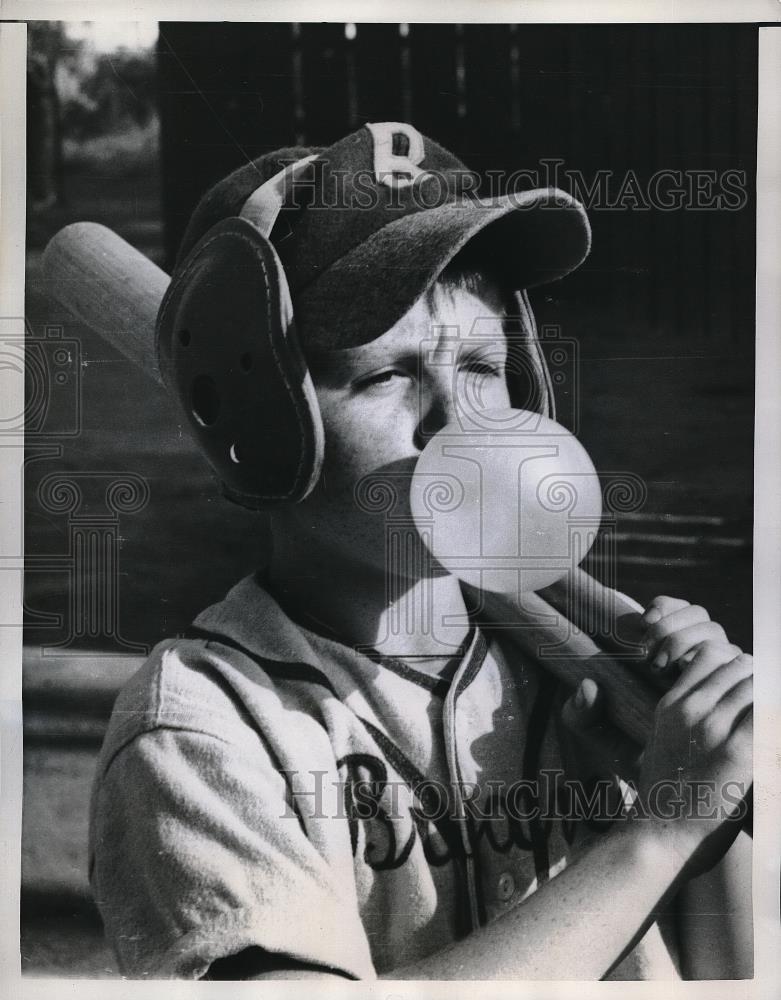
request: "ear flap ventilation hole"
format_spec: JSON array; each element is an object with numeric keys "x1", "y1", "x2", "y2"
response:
[{"x1": 156, "y1": 218, "x2": 325, "y2": 508}]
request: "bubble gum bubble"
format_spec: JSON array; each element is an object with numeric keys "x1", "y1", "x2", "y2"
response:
[{"x1": 409, "y1": 408, "x2": 602, "y2": 596}]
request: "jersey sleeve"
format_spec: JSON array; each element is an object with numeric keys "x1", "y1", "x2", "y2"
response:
[{"x1": 89, "y1": 723, "x2": 376, "y2": 980}]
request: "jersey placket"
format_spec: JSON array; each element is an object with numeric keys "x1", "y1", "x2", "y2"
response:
[{"x1": 442, "y1": 627, "x2": 574, "y2": 932}]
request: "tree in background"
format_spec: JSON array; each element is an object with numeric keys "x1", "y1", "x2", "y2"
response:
[
  {"x1": 60, "y1": 48, "x2": 157, "y2": 141},
  {"x1": 27, "y1": 22, "x2": 70, "y2": 208},
  {"x1": 27, "y1": 21, "x2": 159, "y2": 203}
]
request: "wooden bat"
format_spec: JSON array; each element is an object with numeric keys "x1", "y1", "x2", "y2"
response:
[
  {"x1": 42, "y1": 222, "x2": 168, "y2": 386},
  {"x1": 462, "y1": 572, "x2": 657, "y2": 744}
]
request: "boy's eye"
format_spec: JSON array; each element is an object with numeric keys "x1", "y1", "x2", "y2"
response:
[
  {"x1": 460, "y1": 359, "x2": 504, "y2": 377},
  {"x1": 355, "y1": 369, "x2": 408, "y2": 390}
]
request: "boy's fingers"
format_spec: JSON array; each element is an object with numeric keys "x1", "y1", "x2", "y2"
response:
[
  {"x1": 667, "y1": 645, "x2": 749, "y2": 700},
  {"x1": 648, "y1": 621, "x2": 730, "y2": 671},
  {"x1": 643, "y1": 603, "x2": 714, "y2": 649},
  {"x1": 713, "y1": 676, "x2": 754, "y2": 735},
  {"x1": 660, "y1": 654, "x2": 753, "y2": 725},
  {"x1": 728, "y1": 704, "x2": 753, "y2": 748},
  {"x1": 641, "y1": 596, "x2": 691, "y2": 625}
]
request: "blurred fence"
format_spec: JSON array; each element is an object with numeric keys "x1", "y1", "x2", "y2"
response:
[{"x1": 157, "y1": 22, "x2": 757, "y2": 349}]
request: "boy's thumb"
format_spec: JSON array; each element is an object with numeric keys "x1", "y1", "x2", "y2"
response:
[
  {"x1": 562, "y1": 677, "x2": 601, "y2": 731},
  {"x1": 561, "y1": 678, "x2": 642, "y2": 781}
]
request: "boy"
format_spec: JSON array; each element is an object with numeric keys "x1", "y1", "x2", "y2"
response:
[{"x1": 87, "y1": 122, "x2": 753, "y2": 980}]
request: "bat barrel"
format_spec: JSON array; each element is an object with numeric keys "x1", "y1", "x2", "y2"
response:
[{"x1": 42, "y1": 222, "x2": 169, "y2": 386}]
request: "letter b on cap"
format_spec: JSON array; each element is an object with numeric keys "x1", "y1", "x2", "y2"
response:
[{"x1": 366, "y1": 122, "x2": 428, "y2": 189}]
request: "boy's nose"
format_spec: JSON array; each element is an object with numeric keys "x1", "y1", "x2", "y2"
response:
[{"x1": 413, "y1": 374, "x2": 459, "y2": 450}]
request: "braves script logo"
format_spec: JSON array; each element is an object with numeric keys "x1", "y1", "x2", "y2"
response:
[{"x1": 334, "y1": 752, "x2": 598, "y2": 873}]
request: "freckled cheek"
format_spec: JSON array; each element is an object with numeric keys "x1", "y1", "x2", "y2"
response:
[
  {"x1": 323, "y1": 430, "x2": 406, "y2": 488},
  {"x1": 320, "y1": 406, "x2": 420, "y2": 480}
]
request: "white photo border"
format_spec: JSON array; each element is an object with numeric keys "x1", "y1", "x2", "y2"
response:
[{"x1": 1, "y1": 3, "x2": 779, "y2": 999}]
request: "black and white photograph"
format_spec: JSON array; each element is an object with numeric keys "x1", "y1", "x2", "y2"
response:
[{"x1": 2, "y1": 2, "x2": 780, "y2": 991}]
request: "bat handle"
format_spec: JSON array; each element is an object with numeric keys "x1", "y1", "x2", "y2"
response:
[{"x1": 555, "y1": 570, "x2": 754, "y2": 839}]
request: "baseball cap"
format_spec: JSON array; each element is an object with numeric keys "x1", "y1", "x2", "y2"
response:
[{"x1": 177, "y1": 122, "x2": 591, "y2": 350}]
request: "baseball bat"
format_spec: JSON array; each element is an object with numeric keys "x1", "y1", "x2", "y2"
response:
[
  {"x1": 41, "y1": 224, "x2": 754, "y2": 836},
  {"x1": 42, "y1": 222, "x2": 168, "y2": 386},
  {"x1": 467, "y1": 576, "x2": 657, "y2": 745}
]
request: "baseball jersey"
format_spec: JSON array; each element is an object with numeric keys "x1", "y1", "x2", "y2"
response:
[{"x1": 87, "y1": 571, "x2": 680, "y2": 980}]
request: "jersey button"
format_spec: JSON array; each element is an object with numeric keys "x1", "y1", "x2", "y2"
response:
[{"x1": 497, "y1": 871, "x2": 516, "y2": 902}]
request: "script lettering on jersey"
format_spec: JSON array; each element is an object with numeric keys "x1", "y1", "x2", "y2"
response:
[
  {"x1": 335, "y1": 752, "x2": 598, "y2": 873},
  {"x1": 337, "y1": 752, "x2": 459, "y2": 870}
]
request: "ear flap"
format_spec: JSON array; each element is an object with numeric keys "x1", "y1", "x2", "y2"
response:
[{"x1": 156, "y1": 218, "x2": 324, "y2": 508}]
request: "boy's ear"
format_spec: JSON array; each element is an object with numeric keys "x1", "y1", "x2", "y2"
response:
[{"x1": 156, "y1": 219, "x2": 324, "y2": 509}]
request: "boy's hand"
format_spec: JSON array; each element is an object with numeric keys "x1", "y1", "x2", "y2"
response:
[
  {"x1": 562, "y1": 595, "x2": 752, "y2": 878},
  {"x1": 636, "y1": 597, "x2": 752, "y2": 874}
]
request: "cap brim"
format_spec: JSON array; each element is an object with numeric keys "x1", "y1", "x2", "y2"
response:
[{"x1": 293, "y1": 188, "x2": 591, "y2": 350}]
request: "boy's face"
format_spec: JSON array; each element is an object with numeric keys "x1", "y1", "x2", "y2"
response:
[{"x1": 287, "y1": 277, "x2": 513, "y2": 575}]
